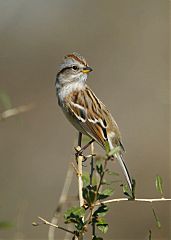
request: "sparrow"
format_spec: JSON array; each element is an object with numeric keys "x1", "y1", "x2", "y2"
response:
[{"x1": 55, "y1": 52, "x2": 133, "y2": 191}]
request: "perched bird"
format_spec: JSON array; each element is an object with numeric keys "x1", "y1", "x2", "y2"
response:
[{"x1": 55, "y1": 52, "x2": 133, "y2": 191}]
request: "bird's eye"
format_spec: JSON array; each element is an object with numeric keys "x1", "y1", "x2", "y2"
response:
[{"x1": 72, "y1": 66, "x2": 78, "y2": 70}]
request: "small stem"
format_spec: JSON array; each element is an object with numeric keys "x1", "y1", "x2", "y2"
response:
[
  {"x1": 90, "y1": 142, "x2": 95, "y2": 186},
  {"x1": 91, "y1": 207, "x2": 96, "y2": 240},
  {"x1": 92, "y1": 221, "x2": 96, "y2": 239},
  {"x1": 86, "y1": 208, "x2": 95, "y2": 240},
  {"x1": 36, "y1": 216, "x2": 75, "y2": 235},
  {"x1": 96, "y1": 158, "x2": 108, "y2": 194}
]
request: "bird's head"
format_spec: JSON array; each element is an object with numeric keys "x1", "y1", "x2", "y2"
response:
[{"x1": 56, "y1": 52, "x2": 93, "y2": 88}]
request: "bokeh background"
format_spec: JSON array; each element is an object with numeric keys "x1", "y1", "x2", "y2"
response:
[{"x1": 0, "y1": 0, "x2": 170, "y2": 239}]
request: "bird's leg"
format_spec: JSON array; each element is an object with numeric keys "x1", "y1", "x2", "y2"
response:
[
  {"x1": 75, "y1": 139, "x2": 95, "y2": 156},
  {"x1": 75, "y1": 134, "x2": 95, "y2": 162},
  {"x1": 78, "y1": 132, "x2": 82, "y2": 147},
  {"x1": 80, "y1": 139, "x2": 95, "y2": 154}
]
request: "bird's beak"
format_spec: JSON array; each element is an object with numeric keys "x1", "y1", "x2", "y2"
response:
[{"x1": 82, "y1": 66, "x2": 93, "y2": 74}]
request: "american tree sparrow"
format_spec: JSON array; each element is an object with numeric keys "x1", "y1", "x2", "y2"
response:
[{"x1": 55, "y1": 53, "x2": 133, "y2": 191}]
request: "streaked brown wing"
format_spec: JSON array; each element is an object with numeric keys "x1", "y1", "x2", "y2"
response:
[{"x1": 65, "y1": 85, "x2": 118, "y2": 148}]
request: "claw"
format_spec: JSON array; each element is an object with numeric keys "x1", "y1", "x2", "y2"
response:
[{"x1": 74, "y1": 146, "x2": 83, "y2": 158}]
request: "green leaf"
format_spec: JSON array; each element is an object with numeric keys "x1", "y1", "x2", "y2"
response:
[
  {"x1": 75, "y1": 221, "x2": 85, "y2": 231},
  {"x1": 93, "y1": 204, "x2": 108, "y2": 218},
  {"x1": 121, "y1": 183, "x2": 134, "y2": 200},
  {"x1": 97, "y1": 218, "x2": 108, "y2": 233},
  {"x1": 96, "y1": 163, "x2": 103, "y2": 176},
  {"x1": 101, "y1": 188, "x2": 113, "y2": 197},
  {"x1": 155, "y1": 175, "x2": 163, "y2": 196},
  {"x1": 152, "y1": 208, "x2": 161, "y2": 229},
  {"x1": 0, "y1": 91, "x2": 12, "y2": 110},
  {"x1": 98, "y1": 188, "x2": 114, "y2": 200},
  {"x1": 97, "y1": 224, "x2": 108, "y2": 234},
  {"x1": 108, "y1": 146, "x2": 121, "y2": 157},
  {"x1": 64, "y1": 206, "x2": 85, "y2": 231},
  {"x1": 83, "y1": 185, "x2": 97, "y2": 206},
  {"x1": 64, "y1": 206, "x2": 85, "y2": 220},
  {"x1": 0, "y1": 221, "x2": 13, "y2": 229}
]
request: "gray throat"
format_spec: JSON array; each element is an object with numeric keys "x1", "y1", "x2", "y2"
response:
[{"x1": 55, "y1": 74, "x2": 87, "y2": 106}]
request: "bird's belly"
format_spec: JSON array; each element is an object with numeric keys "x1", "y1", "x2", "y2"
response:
[{"x1": 62, "y1": 108, "x2": 88, "y2": 136}]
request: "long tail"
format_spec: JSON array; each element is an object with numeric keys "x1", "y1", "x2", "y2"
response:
[{"x1": 114, "y1": 153, "x2": 133, "y2": 192}]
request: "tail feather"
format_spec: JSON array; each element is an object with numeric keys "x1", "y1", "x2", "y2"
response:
[{"x1": 115, "y1": 153, "x2": 133, "y2": 192}]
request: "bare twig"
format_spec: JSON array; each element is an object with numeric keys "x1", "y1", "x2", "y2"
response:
[
  {"x1": 0, "y1": 103, "x2": 34, "y2": 121},
  {"x1": 77, "y1": 154, "x2": 84, "y2": 207},
  {"x1": 76, "y1": 133, "x2": 84, "y2": 240},
  {"x1": 96, "y1": 158, "x2": 108, "y2": 194},
  {"x1": 34, "y1": 216, "x2": 74, "y2": 235},
  {"x1": 98, "y1": 197, "x2": 171, "y2": 205},
  {"x1": 48, "y1": 166, "x2": 74, "y2": 240},
  {"x1": 77, "y1": 133, "x2": 84, "y2": 208}
]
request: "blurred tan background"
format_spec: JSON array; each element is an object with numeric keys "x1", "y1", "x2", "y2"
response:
[{"x1": 0, "y1": 0, "x2": 170, "y2": 239}]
